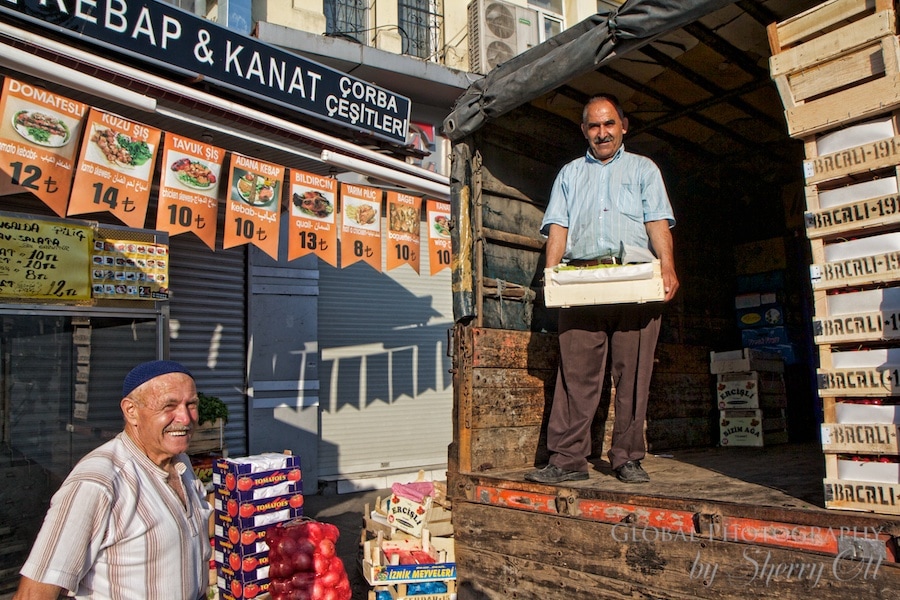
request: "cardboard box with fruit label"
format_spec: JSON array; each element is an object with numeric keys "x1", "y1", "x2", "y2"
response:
[
  {"x1": 214, "y1": 521, "x2": 272, "y2": 556},
  {"x1": 716, "y1": 370, "x2": 787, "y2": 410},
  {"x1": 214, "y1": 527, "x2": 270, "y2": 558},
  {"x1": 369, "y1": 579, "x2": 457, "y2": 600},
  {"x1": 213, "y1": 453, "x2": 302, "y2": 502},
  {"x1": 217, "y1": 549, "x2": 269, "y2": 581},
  {"x1": 214, "y1": 491, "x2": 305, "y2": 529},
  {"x1": 216, "y1": 568, "x2": 269, "y2": 600},
  {"x1": 720, "y1": 408, "x2": 788, "y2": 447},
  {"x1": 720, "y1": 409, "x2": 764, "y2": 447}
]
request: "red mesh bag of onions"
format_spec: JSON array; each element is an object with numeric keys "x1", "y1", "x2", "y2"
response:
[{"x1": 265, "y1": 518, "x2": 351, "y2": 600}]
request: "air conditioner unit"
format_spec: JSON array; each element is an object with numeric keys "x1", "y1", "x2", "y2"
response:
[{"x1": 468, "y1": 0, "x2": 539, "y2": 74}]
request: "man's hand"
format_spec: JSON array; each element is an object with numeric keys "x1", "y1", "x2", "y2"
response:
[{"x1": 645, "y1": 220, "x2": 679, "y2": 302}]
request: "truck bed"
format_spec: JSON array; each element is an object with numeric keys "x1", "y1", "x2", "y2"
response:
[
  {"x1": 478, "y1": 442, "x2": 828, "y2": 512},
  {"x1": 449, "y1": 325, "x2": 900, "y2": 597},
  {"x1": 448, "y1": 442, "x2": 900, "y2": 600}
]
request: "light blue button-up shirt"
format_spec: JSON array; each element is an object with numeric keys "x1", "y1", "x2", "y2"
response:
[{"x1": 540, "y1": 145, "x2": 675, "y2": 261}]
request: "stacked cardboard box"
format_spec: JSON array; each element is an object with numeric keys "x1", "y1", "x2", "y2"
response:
[
  {"x1": 211, "y1": 452, "x2": 303, "y2": 599},
  {"x1": 711, "y1": 349, "x2": 789, "y2": 446},
  {"x1": 732, "y1": 238, "x2": 803, "y2": 365},
  {"x1": 770, "y1": 0, "x2": 900, "y2": 515}
]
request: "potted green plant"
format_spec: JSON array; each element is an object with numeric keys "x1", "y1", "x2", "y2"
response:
[
  {"x1": 190, "y1": 392, "x2": 228, "y2": 454},
  {"x1": 198, "y1": 392, "x2": 229, "y2": 426}
]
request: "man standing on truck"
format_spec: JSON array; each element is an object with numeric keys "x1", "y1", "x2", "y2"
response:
[{"x1": 526, "y1": 94, "x2": 679, "y2": 485}]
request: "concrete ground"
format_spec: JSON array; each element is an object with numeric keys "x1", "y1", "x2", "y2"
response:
[{"x1": 302, "y1": 488, "x2": 392, "y2": 600}]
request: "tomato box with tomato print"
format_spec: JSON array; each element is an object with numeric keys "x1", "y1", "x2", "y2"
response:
[
  {"x1": 213, "y1": 453, "x2": 302, "y2": 501},
  {"x1": 215, "y1": 491, "x2": 305, "y2": 529},
  {"x1": 216, "y1": 567, "x2": 269, "y2": 599},
  {"x1": 214, "y1": 524, "x2": 271, "y2": 557},
  {"x1": 217, "y1": 549, "x2": 270, "y2": 581}
]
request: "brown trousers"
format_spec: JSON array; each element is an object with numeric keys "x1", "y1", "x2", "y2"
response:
[{"x1": 547, "y1": 303, "x2": 662, "y2": 472}]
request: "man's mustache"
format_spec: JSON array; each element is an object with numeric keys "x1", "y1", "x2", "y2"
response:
[{"x1": 164, "y1": 425, "x2": 192, "y2": 434}]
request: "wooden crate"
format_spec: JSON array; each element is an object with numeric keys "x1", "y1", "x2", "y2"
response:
[
  {"x1": 360, "y1": 530, "x2": 456, "y2": 587},
  {"x1": 768, "y1": 0, "x2": 895, "y2": 54},
  {"x1": 812, "y1": 286, "x2": 900, "y2": 344},
  {"x1": 369, "y1": 579, "x2": 456, "y2": 600},
  {"x1": 188, "y1": 418, "x2": 225, "y2": 454},
  {"x1": 802, "y1": 118, "x2": 900, "y2": 187},
  {"x1": 768, "y1": 0, "x2": 900, "y2": 138},
  {"x1": 816, "y1": 347, "x2": 900, "y2": 397},
  {"x1": 821, "y1": 395, "x2": 900, "y2": 514},
  {"x1": 823, "y1": 477, "x2": 900, "y2": 514},
  {"x1": 804, "y1": 170, "x2": 900, "y2": 240},
  {"x1": 821, "y1": 422, "x2": 900, "y2": 453},
  {"x1": 807, "y1": 234, "x2": 900, "y2": 291},
  {"x1": 825, "y1": 453, "x2": 900, "y2": 479}
]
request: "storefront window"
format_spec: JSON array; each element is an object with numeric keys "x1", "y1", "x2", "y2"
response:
[{"x1": 0, "y1": 310, "x2": 161, "y2": 594}]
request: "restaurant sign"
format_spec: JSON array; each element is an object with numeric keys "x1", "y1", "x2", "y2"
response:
[{"x1": 0, "y1": 0, "x2": 411, "y2": 145}]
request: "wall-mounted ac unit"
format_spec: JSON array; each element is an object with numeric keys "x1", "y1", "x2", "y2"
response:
[{"x1": 468, "y1": 0, "x2": 539, "y2": 75}]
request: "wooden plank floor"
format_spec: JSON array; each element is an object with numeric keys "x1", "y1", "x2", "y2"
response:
[{"x1": 484, "y1": 442, "x2": 836, "y2": 513}]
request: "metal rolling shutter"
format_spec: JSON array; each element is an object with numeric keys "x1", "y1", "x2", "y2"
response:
[
  {"x1": 167, "y1": 235, "x2": 248, "y2": 457},
  {"x1": 317, "y1": 222, "x2": 453, "y2": 478}
]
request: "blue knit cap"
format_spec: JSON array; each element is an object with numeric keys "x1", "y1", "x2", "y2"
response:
[{"x1": 123, "y1": 360, "x2": 193, "y2": 397}]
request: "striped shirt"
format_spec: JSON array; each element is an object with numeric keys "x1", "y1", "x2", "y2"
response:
[
  {"x1": 21, "y1": 432, "x2": 212, "y2": 599},
  {"x1": 540, "y1": 145, "x2": 675, "y2": 261}
]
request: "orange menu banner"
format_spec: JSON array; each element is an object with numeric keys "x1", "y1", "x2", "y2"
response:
[
  {"x1": 223, "y1": 152, "x2": 283, "y2": 260},
  {"x1": 0, "y1": 78, "x2": 87, "y2": 216},
  {"x1": 427, "y1": 200, "x2": 452, "y2": 275},
  {"x1": 385, "y1": 191, "x2": 421, "y2": 273},
  {"x1": 340, "y1": 182, "x2": 382, "y2": 271},
  {"x1": 288, "y1": 169, "x2": 338, "y2": 265},
  {"x1": 156, "y1": 134, "x2": 225, "y2": 250},
  {"x1": 67, "y1": 108, "x2": 161, "y2": 228}
]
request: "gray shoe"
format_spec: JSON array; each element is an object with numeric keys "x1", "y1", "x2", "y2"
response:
[
  {"x1": 525, "y1": 464, "x2": 589, "y2": 483},
  {"x1": 615, "y1": 460, "x2": 649, "y2": 483}
]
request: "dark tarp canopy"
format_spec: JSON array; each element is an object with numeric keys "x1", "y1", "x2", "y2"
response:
[{"x1": 443, "y1": 0, "x2": 740, "y2": 140}]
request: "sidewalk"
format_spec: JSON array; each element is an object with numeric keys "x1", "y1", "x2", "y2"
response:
[{"x1": 302, "y1": 488, "x2": 392, "y2": 599}]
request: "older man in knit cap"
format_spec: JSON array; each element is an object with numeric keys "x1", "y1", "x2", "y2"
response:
[{"x1": 14, "y1": 360, "x2": 213, "y2": 600}]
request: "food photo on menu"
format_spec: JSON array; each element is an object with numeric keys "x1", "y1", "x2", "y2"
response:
[
  {"x1": 12, "y1": 105, "x2": 74, "y2": 148},
  {"x1": 432, "y1": 214, "x2": 451, "y2": 238},
  {"x1": 389, "y1": 203, "x2": 419, "y2": 234},
  {"x1": 233, "y1": 168, "x2": 279, "y2": 210},
  {"x1": 168, "y1": 154, "x2": 220, "y2": 193},
  {"x1": 85, "y1": 122, "x2": 155, "y2": 178},
  {"x1": 292, "y1": 189, "x2": 335, "y2": 221},
  {"x1": 343, "y1": 200, "x2": 379, "y2": 229}
]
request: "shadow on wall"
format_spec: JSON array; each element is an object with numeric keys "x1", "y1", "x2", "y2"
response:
[{"x1": 318, "y1": 260, "x2": 452, "y2": 412}]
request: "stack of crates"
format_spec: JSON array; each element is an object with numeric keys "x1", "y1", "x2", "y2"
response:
[
  {"x1": 711, "y1": 349, "x2": 789, "y2": 446},
  {"x1": 211, "y1": 452, "x2": 303, "y2": 599},
  {"x1": 769, "y1": 0, "x2": 900, "y2": 515}
]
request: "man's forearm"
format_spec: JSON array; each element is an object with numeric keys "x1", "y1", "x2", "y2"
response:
[
  {"x1": 545, "y1": 224, "x2": 567, "y2": 267},
  {"x1": 12, "y1": 577, "x2": 66, "y2": 600}
]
